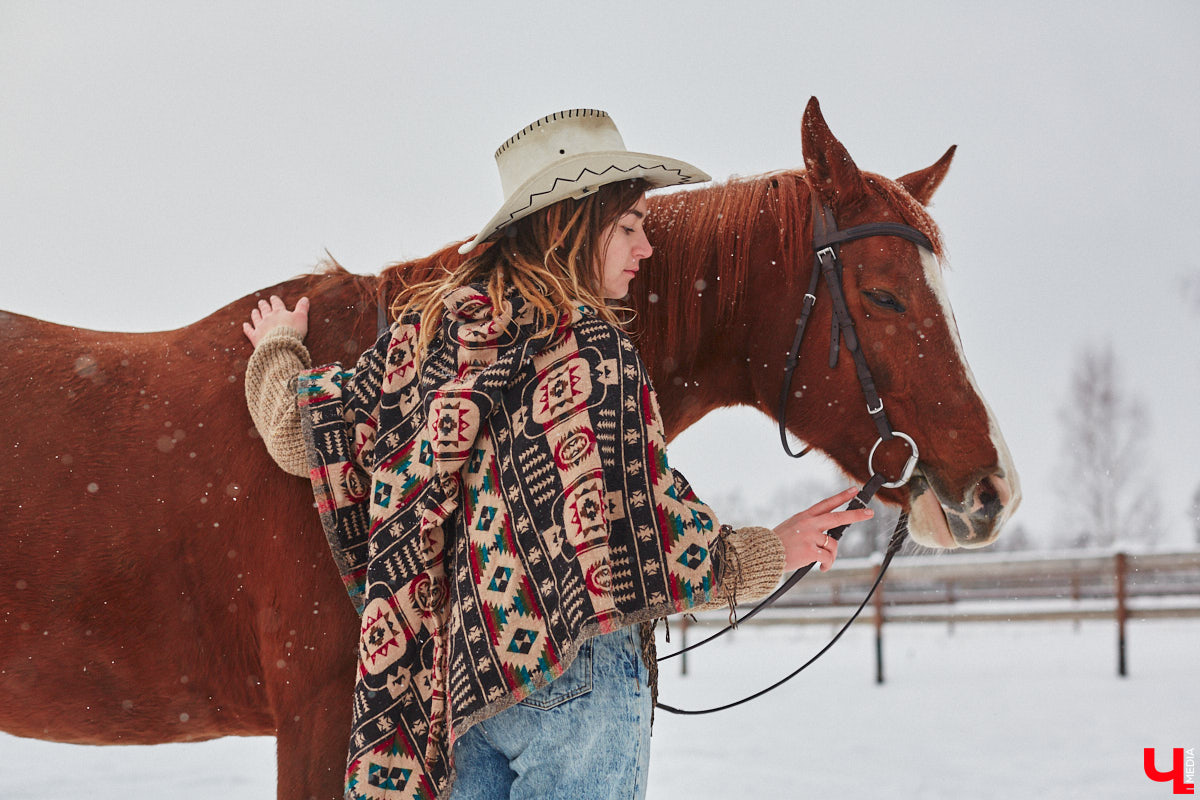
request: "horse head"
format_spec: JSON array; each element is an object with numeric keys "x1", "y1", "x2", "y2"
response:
[
  {"x1": 638, "y1": 98, "x2": 1019, "y2": 549},
  {"x1": 794, "y1": 98, "x2": 1020, "y2": 547}
]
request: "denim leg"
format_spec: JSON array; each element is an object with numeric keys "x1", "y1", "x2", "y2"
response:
[
  {"x1": 448, "y1": 626, "x2": 652, "y2": 800},
  {"x1": 447, "y1": 723, "x2": 517, "y2": 800}
]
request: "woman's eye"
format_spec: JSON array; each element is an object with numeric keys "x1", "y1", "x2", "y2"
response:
[
  {"x1": 622, "y1": 226, "x2": 635, "y2": 234},
  {"x1": 862, "y1": 289, "x2": 905, "y2": 313}
]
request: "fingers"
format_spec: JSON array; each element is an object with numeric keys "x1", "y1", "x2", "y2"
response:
[
  {"x1": 247, "y1": 296, "x2": 305, "y2": 325},
  {"x1": 244, "y1": 295, "x2": 311, "y2": 347},
  {"x1": 803, "y1": 486, "x2": 861, "y2": 517},
  {"x1": 812, "y1": 505, "x2": 874, "y2": 532},
  {"x1": 778, "y1": 487, "x2": 881, "y2": 571},
  {"x1": 254, "y1": 295, "x2": 286, "y2": 314},
  {"x1": 254, "y1": 295, "x2": 285, "y2": 313},
  {"x1": 813, "y1": 531, "x2": 839, "y2": 571}
]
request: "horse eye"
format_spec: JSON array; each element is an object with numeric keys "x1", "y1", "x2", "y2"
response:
[{"x1": 862, "y1": 289, "x2": 906, "y2": 313}]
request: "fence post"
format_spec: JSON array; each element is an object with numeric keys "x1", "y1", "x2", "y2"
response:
[
  {"x1": 946, "y1": 580, "x2": 956, "y2": 636},
  {"x1": 1114, "y1": 552, "x2": 1128, "y2": 677},
  {"x1": 873, "y1": 562, "x2": 886, "y2": 684},
  {"x1": 1071, "y1": 572, "x2": 1082, "y2": 632},
  {"x1": 679, "y1": 615, "x2": 689, "y2": 676}
]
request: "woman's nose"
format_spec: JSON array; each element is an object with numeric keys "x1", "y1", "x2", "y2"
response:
[{"x1": 635, "y1": 233, "x2": 653, "y2": 259}]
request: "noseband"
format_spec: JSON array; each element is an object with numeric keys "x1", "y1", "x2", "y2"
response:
[{"x1": 657, "y1": 194, "x2": 936, "y2": 715}]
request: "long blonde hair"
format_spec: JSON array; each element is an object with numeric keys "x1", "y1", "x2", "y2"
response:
[{"x1": 394, "y1": 178, "x2": 650, "y2": 360}]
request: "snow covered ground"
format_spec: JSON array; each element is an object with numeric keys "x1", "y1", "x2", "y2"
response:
[{"x1": 1, "y1": 619, "x2": 1195, "y2": 799}]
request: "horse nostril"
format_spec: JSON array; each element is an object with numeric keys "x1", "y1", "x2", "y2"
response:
[
  {"x1": 972, "y1": 474, "x2": 1011, "y2": 520},
  {"x1": 948, "y1": 474, "x2": 1016, "y2": 547}
]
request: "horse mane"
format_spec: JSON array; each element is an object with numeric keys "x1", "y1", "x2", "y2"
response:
[
  {"x1": 304, "y1": 242, "x2": 469, "y2": 331},
  {"x1": 862, "y1": 172, "x2": 946, "y2": 256},
  {"x1": 636, "y1": 170, "x2": 811, "y2": 375},
  {"x1": 636, "y1": 168, "x2": 944, "y2": 375},
  {"x1": 304, "y1": 256, "x2": 375, "y2": 310},
  {"x1": 302, "y1": 169, "x2": 942, "y2": 371}
]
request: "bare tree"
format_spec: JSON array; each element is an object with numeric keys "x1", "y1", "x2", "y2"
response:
[
  {"x1": 983, "y1": 520, "x2": 1032, "y2": 553},
  {"x1": 1180, "y1": 276, "x2": 1199, "y2": 545},
  {"x1": 1191, "y1": 485, "x2": 1200, "y2": 546},
  {"x1": 1055, "y1": 343, "x2": 1160, "y2": 549},
  {"x1": 1182, "y1": 273, "x2": 1200, "y2": 314}
]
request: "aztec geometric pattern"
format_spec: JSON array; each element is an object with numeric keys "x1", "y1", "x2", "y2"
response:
[{"x1": 298, "y1": 286, "x2": 730, "y2": 800}]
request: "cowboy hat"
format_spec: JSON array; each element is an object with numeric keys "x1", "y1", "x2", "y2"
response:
[{"x1": 458, "y1": 109, "x2": 711, "y2": 255}]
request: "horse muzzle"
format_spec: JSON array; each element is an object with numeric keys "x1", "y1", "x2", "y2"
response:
[{"x1": 907, "y1": 467, "x2": 1020, "y2": 549}]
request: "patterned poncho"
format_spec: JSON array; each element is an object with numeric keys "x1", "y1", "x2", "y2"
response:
[{"x1": 298, "y1": 286, "x2": 730, "y2": 800}]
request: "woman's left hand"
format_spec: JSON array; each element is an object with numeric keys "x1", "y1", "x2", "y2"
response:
[
  {"x1": 243, "y1": 295, "x2": 309, "y2": 347},
  {"x1": 772, "y1": 486, "x2": 873, "y2": 572}
]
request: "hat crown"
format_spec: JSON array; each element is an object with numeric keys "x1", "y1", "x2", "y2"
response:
[
  {"x1": 457, "y1": 107, "x2": 709, "y2": 254},
  {"x1": 493, "y1": 109, "x2": 626, "y2": 198}
]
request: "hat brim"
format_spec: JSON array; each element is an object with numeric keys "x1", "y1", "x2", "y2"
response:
[{"x1": 457, "y1": 151, "x2": 711, "y2": 254}]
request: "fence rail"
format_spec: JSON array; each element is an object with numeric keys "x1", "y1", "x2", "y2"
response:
[{"x1": 679, "y1": 549, "x2": 1200, "y2": 681}]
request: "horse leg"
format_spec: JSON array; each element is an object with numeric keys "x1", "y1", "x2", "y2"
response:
[
  {"x1": 273, "y1": 669, "x2": 356, "y2": 800},
  {"x1": 253, "y1": 579, "x2": 359, "y2": 800}
]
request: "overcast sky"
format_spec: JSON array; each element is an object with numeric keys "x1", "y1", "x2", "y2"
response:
[{"x1": 4, "y1": 1, "x2": 1199, "y2": 546}]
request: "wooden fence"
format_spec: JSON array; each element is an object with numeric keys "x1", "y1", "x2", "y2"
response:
[{"x1": 677, "y1": 549, "x2": 1200, "y2": 682}]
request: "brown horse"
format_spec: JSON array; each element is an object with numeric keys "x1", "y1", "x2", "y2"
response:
[{"x1": 0, "y1": 98, "x2": 1018, "y2": 798}]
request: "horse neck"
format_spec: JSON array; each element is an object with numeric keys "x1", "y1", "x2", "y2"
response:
[
  {"x1": 301, "y1": 197, "x2": 817, "y2": 440},
  {"x1": 636, "y1": 175, "x2": 813, "y2": 438}
]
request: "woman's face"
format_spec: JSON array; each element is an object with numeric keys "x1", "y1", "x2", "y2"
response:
[{"x1": 598, "y1": 195, "x2": 653, "y2": 299}]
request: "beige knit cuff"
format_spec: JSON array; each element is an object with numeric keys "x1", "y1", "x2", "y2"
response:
[
  {"x1": 688, "y1": 525, "x2": 786, "y2": 614},
  {"x1": 244, "y1": 326, "x2": 313, "y2": 478},
  {"x1": 722, "y1": 526, "x2": 787, "y2": 602}
]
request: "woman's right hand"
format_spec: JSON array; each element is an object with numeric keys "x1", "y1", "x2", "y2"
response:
[
  {"x1": 243, "y1": 295, "x2": 309, "y2": 347},
  {"x1": 772, "y1": 486, "x2": 874, "y2": 572}
]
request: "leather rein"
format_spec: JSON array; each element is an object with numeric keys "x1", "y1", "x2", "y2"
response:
[{"x1": 656, "y1": 194, "x2": 934, "y2": 715}]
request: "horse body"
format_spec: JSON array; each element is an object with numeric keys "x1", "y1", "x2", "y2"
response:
[
  {"x1": 0, "y1": 285, "x2": 373, "y2": 792},
  {"x1": 0, "y1": 99, "x2": 1019, "y2": 798}
]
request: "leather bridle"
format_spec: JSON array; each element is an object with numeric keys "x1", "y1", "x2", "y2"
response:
[
  {"x1": 657, "y1": 192, "x2": 936, "y2": 714},
  {"x1": 374, "y1": 198, "x2": 944, "y2": 714}
]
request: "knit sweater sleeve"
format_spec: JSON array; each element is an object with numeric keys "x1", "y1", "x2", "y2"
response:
[
  {"x1": 244, "y1": 325, "x2": 312, "y2": 478},
  {"x1": 692, "y1": 525, "x2": 786, "y2": 612}
]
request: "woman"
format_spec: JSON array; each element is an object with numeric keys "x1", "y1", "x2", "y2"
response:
[{"x1": 243, "y1": 109, "x2": 870, "y2": 800}]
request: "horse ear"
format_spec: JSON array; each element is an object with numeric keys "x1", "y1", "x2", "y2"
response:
[
  {"x1": 802, "y1": 97, "x2": 867, "y2": 207},
  {"x1": 896, "y1": 145, "x2": 956, "y2": 206}
]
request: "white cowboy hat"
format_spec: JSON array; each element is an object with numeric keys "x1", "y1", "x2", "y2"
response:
[{"x1": 458, "y1": 109, "x2": 711, "y2": 254}]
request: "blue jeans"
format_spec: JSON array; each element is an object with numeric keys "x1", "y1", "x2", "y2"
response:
[{"x1": 448, "y1": 625, "x2": 652, "y2": 800}]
